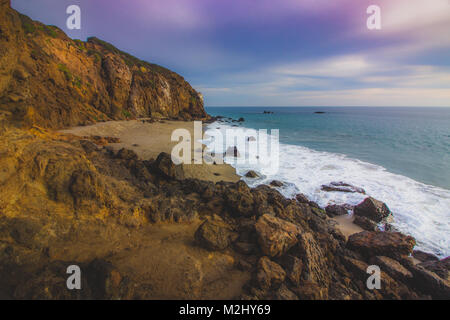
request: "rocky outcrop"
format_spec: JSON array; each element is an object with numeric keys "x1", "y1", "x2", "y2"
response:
[
  {"x1": 194, "y1": 215, "x2": 238, "y2": 251},
  {"x1": 0, "y1": 4, "x2": 207, "y2": 129}
]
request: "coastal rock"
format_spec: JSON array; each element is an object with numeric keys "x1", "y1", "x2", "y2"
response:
[
  {"x1": 347, "y1": 231, "x2": 416, "y2": 260},
  {"x1": 153, "y1": 152, "x2": 185, "y2": 180},
  {"x1": 274, "y1": 284, "x2": 298, "y2": 300},
  {"x1": 295, "y1": 193, "x2": 309, "y2": 204},
  {"x1": 321, "y1": 182, "x2": 366, "y2": 194},
  {"x1": 270, "y1": 180, "x2": 284, "y2": 187},
  {"x1": 409, "y1": 264, "x2": 450, "y2": 299},
  {"x1": 255, "y1": 256, "x2": 286, "y2": 290},
  {"x1": 255, "y1": 214, "x2": 302, "y2": 258},
  {"x1": 413, "y1": 250, "x2": 440, "y2": 263},
  {"x1": 370, "y1": 256, "x2": 413, "y2": 282},
  {"x1": 224, "y1": 146, "x2": 240, "y2": 158},
  {"x1": 353, "y1": 215, "x2": 378, "y2": 231},
  {"x1": 116, "y1": 148, "x2": 138, "y2": 161},
  {"x1": 417, "y1": 258, "x2": 449, "y2": 279},
  {"x1": 224, "y1": 181, "x2": 254, "y2": 216},
  {"x1": 292, "y1": 281, "x2": 328, "y2": 300},
  {"x1": 325, "y1": 204, "x2": 348, "y2": 217},
  {"x1": 353, "y1": 197, "x2": 391, "y2": 222},
  {"x1": 194, "y1": 215, "x2": 238, "y2": 251},
  {"x1": 279, "y1": 255, "x2": 303, "y2": 287},
  {"x1": 245, "y1": 170, "x2": 260, "y2": 178}
]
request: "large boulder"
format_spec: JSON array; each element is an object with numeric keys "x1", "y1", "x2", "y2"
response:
[
  {"x1": 224, "y1": 181, "x2": 254, "y2": 216},
  {"x1": 325, "y1": 204, "x2": 348, "y2": 217},
  {"x1": 353, "y1": 215, "x2": 378, "y2": 231},
  {"x1": 353, "y1": 197, "x2": 391, "y2": 222},
  {"x1": 347, "y1": 231, "x2": 416, "y2": 260},
  {"x1": 255, "y1": 256, "x2": 286, "y2": 290},
  {"x1": 194, "y1": 215, "x2": 238, "y2": 251},
  {"x1": 255, "y1": 214, "x2": 302, "y2": 257},
  {"x1": 153, "y1": 152, "x2": 185, "y2": 180}
]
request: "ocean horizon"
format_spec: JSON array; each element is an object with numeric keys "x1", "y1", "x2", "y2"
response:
[{"x1": 205, "y1": 106, "x2": 450, "y2": 257}]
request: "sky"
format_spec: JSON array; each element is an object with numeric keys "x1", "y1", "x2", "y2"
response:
[{"x1": 11, "y1": 0, "x2": 450, "y2": 107}]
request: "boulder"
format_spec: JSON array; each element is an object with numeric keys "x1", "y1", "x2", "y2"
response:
[
  {"x1": 153, "y1": 152, "x2": 185, "y2": 180},
  {"x1": 255, "y1": 256, "x2": 286, "y2": 289},
  {"x1": 295, "y1": 193, "x2": 309, "y2": 204},
  {"x1": 194, "y1": 215, "x2": 238, "y2": 251},
  {"x1": 274, "y1": 284, "x2": 298, "y2": 300},
  {"x1": 224, "y1": 146, "x2": 240, "y2": 158},
  {"x1": 353, "y1": 197, "x2": 391, "y2": 222},
  {"x1": 224, "y1": 181, "x2": 254, "y2": 216},
  {"x1": 321, "y1": 182, "x2": 365, "y2": 194},
  {"x1": 409, "y1": 264, "x2": 450, "y2": 299},
  {"x1": 279, "y1": 255, "x2": 303, "y2": 287},
  {"x1": 347, "y1": 231, "x2": 416, "y2": 260},
  {"x1": 116, "y1": 148, "x2": 138, "y2": 161},
  {"x1": 353, "y1": 215, "x2": 378, "y2": 231},
  {"x1": 245, "y1": 170, "x2": 260, "y2": 178},
  {"x1": 255, "y1": 214, "x2": 302, "y2": 257},
  {"x1": 270, "y1": 180, "x2": 284, "y2": 187},
  {"x1": 325, "y1": 204, "x2": 348, "y2": 217}
]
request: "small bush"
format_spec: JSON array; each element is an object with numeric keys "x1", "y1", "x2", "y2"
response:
[{"x1": 122, "y1": 110, "x2": 131, "y2": 118}]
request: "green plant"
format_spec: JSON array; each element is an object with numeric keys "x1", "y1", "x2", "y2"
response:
[
  {"x1": 44, "y1": 25, "x2": 58, "y2": 38},
  {"x1": 122, "y1": 110, "x2": 131, "y2": 118},
  {"x1": 73, "y1": 76, "x2": 82, "y2": 88},
  {"x1": 57, "y1": 64, "x2": 72, "y2": 81}
]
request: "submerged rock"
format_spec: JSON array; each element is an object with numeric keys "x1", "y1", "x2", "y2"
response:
[
  {"x1": 269, "y1": 180, "x2": 284, "y2": 187},
  {"x1": 245, "y1": 170, "x2": 260, "y2": 178},
  {"x1": 321, "y1": 182, "x2": 366, "y2": 194}
]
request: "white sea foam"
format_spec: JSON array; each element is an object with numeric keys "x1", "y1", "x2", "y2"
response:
[{"x1": 205, "y1": 122, "x2": 450, "y2": 258}]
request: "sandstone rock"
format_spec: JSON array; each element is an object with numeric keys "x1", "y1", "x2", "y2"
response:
[
  {"x1": 224, "y1": 181, "x2": 254, "y2": 216},
  {"x1": 325, "y1": 204, "x2": 348, "y2": 217},
  {"x1": 153, "y1": 152, "x2": 185, "y2": 180},
  {"x1": 295, "y1": 193, "x2": 309, "y2": 204},
  {"x1": 347, "y1": 231, "x2": 416, "y2": 260},
  {"x1": 410, "y1": 264, "x2": 450, "y2": 299},
  {"x1": 353, "y1": 215, "x2": 378, "y2": 231},
  {"x1": 292, "y1": 280, "x2": 328, "y2": 300},
  {"x1": 353, "y1": 197, "x2": 391, "y2": 222},
  {"x1": 274, "y1": 284, "x2": 298, "y2": 300},
  {"x1": 234, "y1": 242, "x2": 256, "y2": 255},
  {"x1": 279, "y1": 255, "x2": 303, "y2": 287},
  {"x1": 255, "y1": 256, "x2": 286, "y2": 290},
  {"x1": 370, "y1": 256, "x2": 413, "y2": 282},
  {"x1": 194, "y1": 215, "x2": 238, "y2": 251},
  {"x1": 321, "y1": 182, "x2": 365, "y2": 194},
  {"x1": 116, "y1": 148, "x2": 138, "y2": 161},
  {"x1": 255, "y1": 214, "x2": 302, "y2": 257}
]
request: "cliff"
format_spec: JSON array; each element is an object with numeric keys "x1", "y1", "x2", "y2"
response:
[{"x1": 0, "y1": 2, "x2": 207, "y2": 129}]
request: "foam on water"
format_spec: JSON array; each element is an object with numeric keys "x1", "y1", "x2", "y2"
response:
[{"x1": 205, "y1": 122, "x2": 450, "y2": 258}]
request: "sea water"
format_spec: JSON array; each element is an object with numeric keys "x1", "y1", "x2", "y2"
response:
[{"x1": 205, "y1": 107, "x2": 450, "y2": 258}]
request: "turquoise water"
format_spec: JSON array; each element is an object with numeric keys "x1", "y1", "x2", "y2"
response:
[{"x1": 205, "y1": 107, "x2": 450, "y2": 257}]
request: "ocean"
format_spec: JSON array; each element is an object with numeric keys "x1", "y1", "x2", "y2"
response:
[{"x1": 205, "y1": 106, "x2": 450, "y2": 258}]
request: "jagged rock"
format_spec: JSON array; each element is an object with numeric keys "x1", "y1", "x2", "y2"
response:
[
  {"x1": 295, "y1": 193, "x2": 309, "y2": 204},
  {"x1": 274, "y1": 284, "x2": 298, "y2": 300},
  {"x1": 69, "y1": 169, "x2": 104, "y2": 207},
  {"x1": 279, "y1": 255, "x2": 303, "y2": 287},
  {"x1": 194, "y1": 215, "x2": 238, "y2": 251},
  {"x1": 417, "y1": 258, "x2": 449, "y2": 279},
  {"x1": 116, "y1": 148, "x2": 138, "y2": 161},
  {"x1": 321, "y1": 182, "x2": 366, "y2": 194},
  {"x1": 347, "y1": 231, "x2": 416, "y2": 260},
  {"x1": 325, "y1": 204, "x2": 348, "y2": 217},
  {"x1": 245, "y1": 170, "x2": 260, "y2": 178},
  {"x1": 353, "y1": 215, "x2": 378, "y2": 231},
  {"x1": 270, "y1": 180, "x2": 284, "y2": 187},
  {"x1": 370, "y1": 256, "x2": 413, "y2": 282},
  {"x1": 413, "y1": 250, "x2": 439, "y2": 263},
  {"x1": 234, "y1": 242, "x2": 256, "y2": 255},
  {"x1": 292, "y1": 281, "x2": 328, "y2": 300},
  {"x1": 255, "y1": 256, "x2": 286, "y2": 290},
  {"x1": 409, "y1": 264, "x2": 450, "y2": 299},
  {"x1": 224, "y1": 181, "x2": 254, "y2": 216},
  {"x1": 354, "y1": 197, "x2": 391, "y2": 222},
  {"x1": 295, "y1": 232, "x2": 330, "y2": 287},
  {"x1": 255, "y1": 214, "x2": 302, "y2": 258},
  {"x1": 153, "y1": 152, "x2": 185, "y2": 180}
]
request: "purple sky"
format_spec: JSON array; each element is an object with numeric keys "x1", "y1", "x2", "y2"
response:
[{"x1": 12, "y1": 0, "x2": 450, "y2": 106}]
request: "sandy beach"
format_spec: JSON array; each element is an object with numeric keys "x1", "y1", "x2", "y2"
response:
[{"x1": 60, "y1": 119, "x2": 240, "y2": 184}]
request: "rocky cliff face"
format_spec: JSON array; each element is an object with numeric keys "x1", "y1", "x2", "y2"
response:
[{"x1": 0, "y1": 1, "x2": 207, "y2": 129}]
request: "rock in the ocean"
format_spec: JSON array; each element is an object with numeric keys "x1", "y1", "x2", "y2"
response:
[
  {"x1": 270, "y1": 180, "x2": 284, "y2": 187},
  {"x1": 255, "y1": 214, "x2": 302, "y2": 257},
  {"x1": 413, "y1": 250, "x2": 440, "y2": 263},
  {"x1": 194, "y1": 215, "x2": 238, "y2": 251},
  {"x1": 347, "y1": 231, "x2": 416, "y2": 260},
  {"x1": 321, "y1": 182, "x2": 366, "y2": 194},
  {"x1": 354, "y1": 197, "x2": 391, "y2": 222},
  {"x1": 224, "y1": 146, "x2": 240, "y2": 158},
  {"x1": 245, "y1": 170, "x2": 260, "y2": 178}
]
